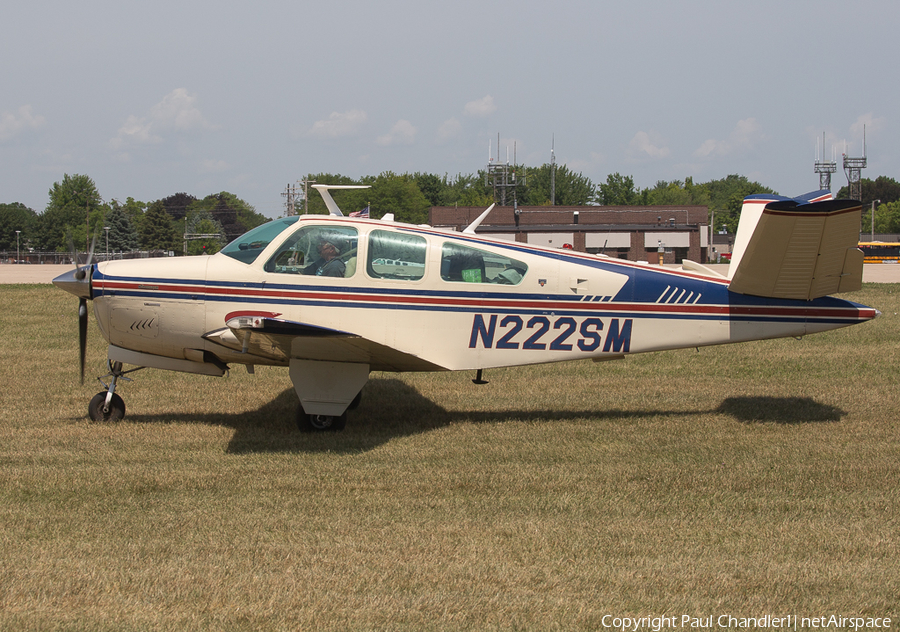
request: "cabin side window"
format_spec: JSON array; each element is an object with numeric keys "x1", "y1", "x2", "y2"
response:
[
  {"x1": 366, "y1": 230, "x2": 427, "y2": 280},
  {"x1": 440, "y1": 242, "x2": 528, "y2": 285},
  {"x1": 264, "y1": 225, "x2": 359, "y2": 278}
]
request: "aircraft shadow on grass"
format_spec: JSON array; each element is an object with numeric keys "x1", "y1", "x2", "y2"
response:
[
  {"x1": 119, "y1": 379, "x2": 847, "y2": 455},
  {"x1": 715, "y1": 396, "x2": 845, "y2": 425}
]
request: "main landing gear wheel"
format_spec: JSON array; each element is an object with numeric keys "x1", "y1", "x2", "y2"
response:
[
  {"x1": 88, "y1": 392, "x2": 126, "y2": 422},
  {"x1": 296, "y1": 403, "x2": 347, "y2": 432}
]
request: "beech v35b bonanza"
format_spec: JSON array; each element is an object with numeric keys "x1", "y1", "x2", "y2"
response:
[{"x1": 55, "y1": 185, "x2": 878, "y2": 430}]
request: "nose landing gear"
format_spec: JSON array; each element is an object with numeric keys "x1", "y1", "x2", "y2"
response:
[{"x1": 87, "y1": 360, "x2": 143, "y2": 422}]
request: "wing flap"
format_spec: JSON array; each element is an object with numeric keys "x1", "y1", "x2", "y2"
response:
[{"x1": 728, "y1": 199, "x2": 863, "y2": 300}]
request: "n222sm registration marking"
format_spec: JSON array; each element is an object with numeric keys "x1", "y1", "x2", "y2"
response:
[{"x1": 469, "y1": 315, "x2": 633, "y2": 353}]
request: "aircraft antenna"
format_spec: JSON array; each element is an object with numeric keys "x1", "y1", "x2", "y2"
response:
[
  {"x1": 463, "y1": 203, "x2": 496, "y2": 234},
  {"x1": 310, "y1": 184, "x2": 370, "y2": 216},
  {"x1": 814, "y1": 132, "x2": 836, "y2": 191}
]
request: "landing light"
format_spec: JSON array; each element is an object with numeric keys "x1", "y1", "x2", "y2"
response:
[{"x1": 227, "y1": 316, "x2": 264, "y2": 329}]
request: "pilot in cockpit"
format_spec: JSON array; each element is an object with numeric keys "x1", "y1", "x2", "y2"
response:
[{"x1": 303, "y1": 238, "x2": 346, "y2": 277}]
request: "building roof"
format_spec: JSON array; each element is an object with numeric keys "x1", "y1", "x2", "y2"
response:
[{"x1": 429, "y1": 205, "x2": 709, "y2": 232}]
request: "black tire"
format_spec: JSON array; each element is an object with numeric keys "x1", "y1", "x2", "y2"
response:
[
  {"x1": 296, "y1": 403, "x2": 347, "y2": 432},
  {"x1": 88, "y1": 392, "x2": 126, "y2": 422}
]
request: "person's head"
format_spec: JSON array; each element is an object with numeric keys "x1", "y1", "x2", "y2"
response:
[{"x1": 316, "y1": 239, "x2": 340, "y2": 260}]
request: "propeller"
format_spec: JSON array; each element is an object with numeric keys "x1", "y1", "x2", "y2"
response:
[
  {"x1": 78, "y1": 298, "x2": 88, "y2": 384},
  {"x1": 59, "y1": 230, "x2": 99, "y2": 384}
]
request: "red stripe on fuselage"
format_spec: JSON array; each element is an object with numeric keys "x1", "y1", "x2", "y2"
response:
[{"x1": 94, "y1": 279, "x2": 875, "y2": 321}]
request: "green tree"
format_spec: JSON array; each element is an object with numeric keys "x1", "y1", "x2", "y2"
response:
[
  {"x1": 836, "y1": 176, "x2": 900, "y2": 206},
  {"x1": 357, "y1": 172, "x2": 431, "y2": 224},
  {"x1": 302, "y1": 173, "x2": 432, "y2": 223},
  {"x1": 159, "y1": 193, "x2": 197, "y2": 222},
  {"x1": 103, "y1": 205, "x2": 139, "y2": 254},
  {"x1": 140, "y1": 201, "x2": 180, "y2": 252},
  {"x1": 870, "y1": 200, "x2": 900, "y2": 234},
  {"x1": 184, "y1": 209, "x2": 225, "y2": 255},
  {"x1": 444, "y1": 173, "x2": 493, "y2": 207},
  {"x1": 111, "y1": 197, "x2": 148, "y2": 238},
  {"x1": 522, "y1": 164, "x2": 595, "y2": 206},
  {"x1": 191, "y1": 192, "x2": 266, "y2": 242},
  {"x1": 704, "y1": 174, "x2": 775, "y2": 233},
  {"x1": 37, "y1": 173, "x2": 104, "y2": 252},
  {"x1": 597, "y1": 173, "x2": 641, "y2": 205},
  {"x1": 644, "y1": 178, "x2": 710, "y2": 206},
  {"x1": 411, "y1": 172, "x2": 448, "y2": 206},
  {"x1": 0, "y1": 202, "x2": 38, "y2": 252}
]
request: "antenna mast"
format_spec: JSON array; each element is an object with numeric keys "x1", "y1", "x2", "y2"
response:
[
  {"x1": 814, "y1": 131, "x2": 836, "y2": 191},
  {"x1": 484, "y1": 133, "x2": 524, "y2": 207},
  {"x1": 842, "y1": 124, "x2": 867, "y2": 201}
]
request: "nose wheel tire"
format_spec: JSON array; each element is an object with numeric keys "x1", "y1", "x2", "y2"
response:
[
  {"x1": 88, "y1": 392, "x2": 126, "y2": 422},
  {"x1": 296, "y1": 403, "x2": 347, "y2": 432}
]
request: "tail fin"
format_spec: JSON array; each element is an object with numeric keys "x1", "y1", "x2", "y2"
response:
[
  {"x1": 728, "y1": 192, "x2": 863, "y2": 300},
  {"x1": 727, "y1": 194, "x2": 791, "y2": 279}
]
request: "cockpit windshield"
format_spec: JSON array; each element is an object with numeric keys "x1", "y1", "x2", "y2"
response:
[{"x1": 220, "y1": 216, "x2": 301, "y2": 264}]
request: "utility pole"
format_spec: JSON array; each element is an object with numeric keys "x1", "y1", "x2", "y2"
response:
[
  {"x1": 282, "y1": 182, "x2": 301, "y2": 216},
  {"x1": 871, "y1": 199, "x2": 881, "y2": 241},
  {"x1": 302, "y1": 178, "x2": 316, "y2": 214},
  {"x1": 550, "y1": 135, "x2": 556, "y2": 206},
  {"x1": 283, "y1": 178, "x2": 316, "y2": 216}
]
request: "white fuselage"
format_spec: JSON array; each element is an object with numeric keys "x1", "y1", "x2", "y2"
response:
[{"x1": 87, "y1": 215, "x2": 877, "y2": 376}]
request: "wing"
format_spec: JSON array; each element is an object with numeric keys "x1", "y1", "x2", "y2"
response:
[
  {"x1": 203, "y1": 313, "x2": 446, "y2": 372},
  {"x1": 728, "y1": 198, "x2": 864, "y2": 300}
]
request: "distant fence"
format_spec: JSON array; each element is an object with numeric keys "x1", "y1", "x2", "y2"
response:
[{"x1": 0, "y1": 251, "x2": 174, "y2": 265}]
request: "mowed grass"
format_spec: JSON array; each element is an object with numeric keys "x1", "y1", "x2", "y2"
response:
[{"x1": 0, "y1": 284, "x2": 898, "y2": 631}]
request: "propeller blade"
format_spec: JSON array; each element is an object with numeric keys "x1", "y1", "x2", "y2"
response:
[
  {"x1": 79, "y1": 298, "x2": 88, "y2": 384},
  {"x1": 86, "y1": 230, "x2": 99, "y2": 267},
  {"x1": 63, "y1": 229, "x2": 95, "y2": 384}
]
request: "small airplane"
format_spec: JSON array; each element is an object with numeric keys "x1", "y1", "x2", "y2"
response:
[{"x1": 54, "y1": 185, "x2": 878, "y2": 430}]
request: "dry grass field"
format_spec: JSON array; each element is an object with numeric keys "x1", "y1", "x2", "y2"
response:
[{"x1": 1, "y1": 284, "x2": 898, "y2": 631}]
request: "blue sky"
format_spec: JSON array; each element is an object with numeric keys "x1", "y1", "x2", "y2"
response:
[{"x1": 2, "y1": 0, "x2": 897, "y2": 217}]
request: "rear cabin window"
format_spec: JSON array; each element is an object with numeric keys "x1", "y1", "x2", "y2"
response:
[
  {"x1": 265, "y1": 225, "x2": 358, "y2": 278},
  {"x1": 366, "y1": 230, "x2": 426, "y2": 280},
  {"x1": 440, "y1": 242, "x2": 527, "y2": 284}
]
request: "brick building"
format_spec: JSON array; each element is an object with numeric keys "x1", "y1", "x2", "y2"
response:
[{"x1": 429, "y1": 205, "x2": 711, "y2": 264}]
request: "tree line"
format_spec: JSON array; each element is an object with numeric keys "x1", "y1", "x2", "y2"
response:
[
  {"x1": 0, "y1": 174, "x2": 269, "y2": 256},
  {"x1": 3, "y1": 168, "x2": 900, "y2": 256},
  {"x1": 302, "y1": 168, "x2": 900, "y2": 234}
]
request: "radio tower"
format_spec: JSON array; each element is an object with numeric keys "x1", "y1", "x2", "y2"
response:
[
  {"x1": 485, "y1": 134, "x2": 524, "y2": 206},
  {"x1": 842, "y1": 125, "x2": 867, "y2": 201},
  {"x1": 814, "y1": 132, "x2": 837, "y2": 191}
]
